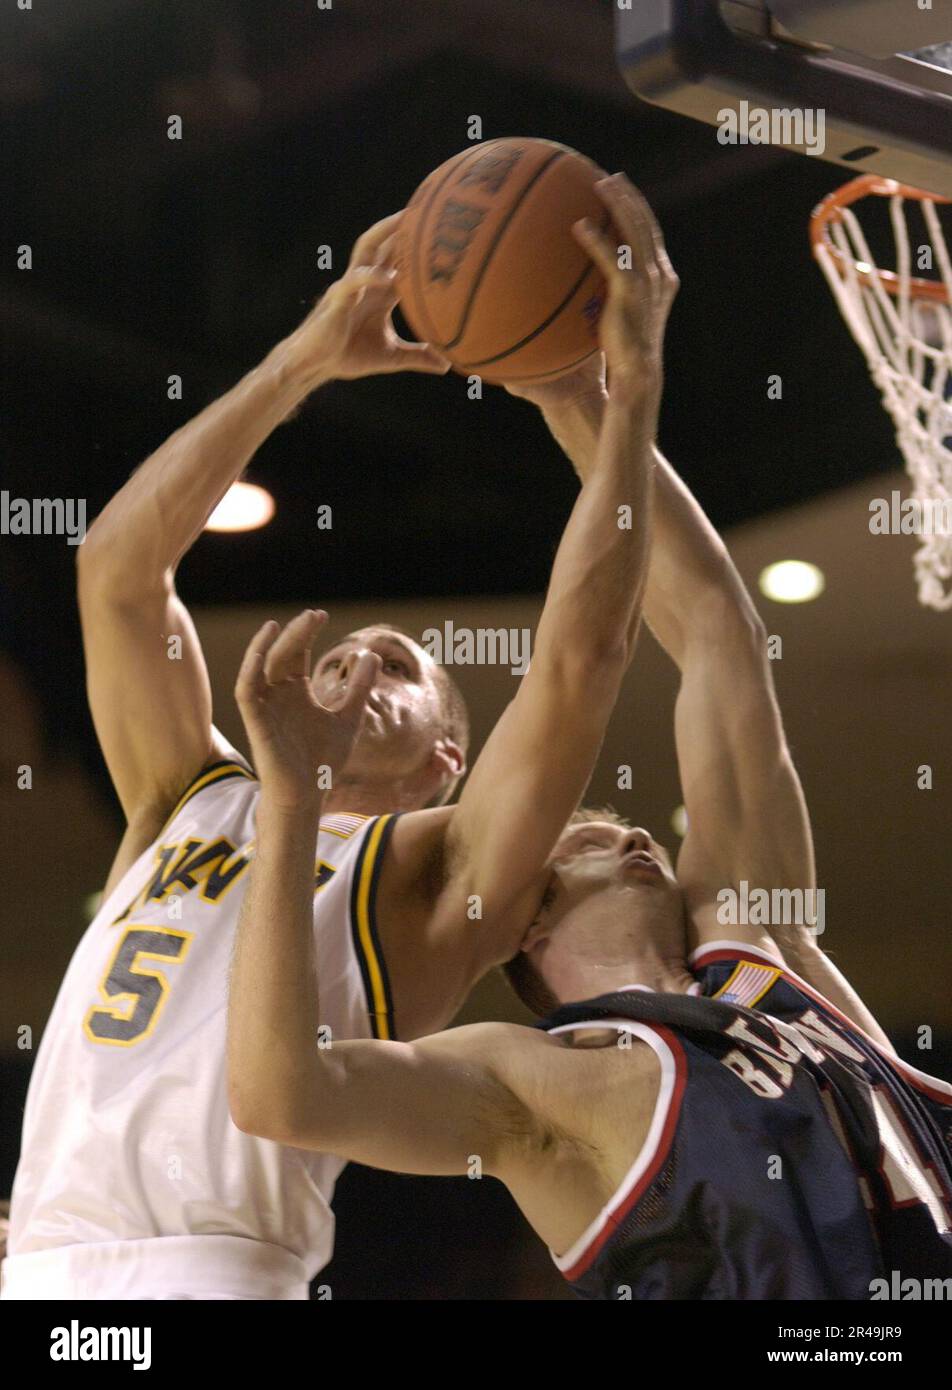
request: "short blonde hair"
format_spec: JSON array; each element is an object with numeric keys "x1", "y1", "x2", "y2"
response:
[{"x1": 568, "y1": 804, "x2": 632, "y2": 830}]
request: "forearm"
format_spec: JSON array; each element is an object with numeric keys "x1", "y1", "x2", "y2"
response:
[
  {"x1": 535, "y1": 386, "x2": 656, "y2": 668},
  {"x1": 82, "y1": 331, "x2": 330, "y2": 589},
  {"x1": 644, "y1": 447, "x2": 762, "y2": 664},
  {"x1": 538, "y1": 393, "x2": 760, "y2": 666},
  {"x1": 228, "y1": 793, "x2": 325, "y2": 1132}
]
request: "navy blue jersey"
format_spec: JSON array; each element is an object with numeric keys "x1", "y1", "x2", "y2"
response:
[{"x1": 538, "y1": 941, "x2": 952, "y2": 1300}]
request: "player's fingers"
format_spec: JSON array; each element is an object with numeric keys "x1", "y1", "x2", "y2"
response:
[
  {"x1": 348, "y1": 212, "x2": 404, "y2": 269},
  {"x1": 620, "y1": 188, "x2": 677, "y2": 289},
  {"x1": 373, "y1": 230, "x2": 400, "y2": 269},
  {"x1": 336, "y1": 651, "x2": 381, "y2": 721},
  {"x1": 340, "y1": 265, "x2": 398, "y2": 304},
  {"x1": 235, "y1": 620, "x2": 280, "y2": 706},
  {"x1": 388, "y1": 338, "x2": 453, "y2": 374},
  {"x1": 357, "y1": 272, "x2": 401, "y2": 316},
  {"x1": 573, "y1": 216, "x2": 649, "y2": 290},
  {"x1": 595, "y1": 176, "x2": 659, "y2": 245},
  {"x1": 595, "y1": 176, "x2": 673, "y2": 279},
  {"x1": 263, "y1": 610, "x2": 328, "y2": 684}
]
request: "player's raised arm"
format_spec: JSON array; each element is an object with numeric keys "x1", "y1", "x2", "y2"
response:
[
  {"x1": 658, "y1": 474, "x2": 895, "y2": 1052},
  {"x1": 510, "y1": 176, "x2": 892, "y2": 1052},
  {"x1": 77, "y1": 213, "x2": 449, "y2": 849},
  {"x1": 436, "y1": 180, "x2": 678, "y2": 943}
]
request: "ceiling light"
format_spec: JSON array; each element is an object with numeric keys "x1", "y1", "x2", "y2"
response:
[
  {"x1": 205, "y1": 482, "x2": 274, "y2": 533},
  {"x1": 758, "y1": 560, "x2": 825, "y2": 603}
]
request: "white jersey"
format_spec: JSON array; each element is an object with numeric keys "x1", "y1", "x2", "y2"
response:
[{"x1": 2, "y1": 735, "x2": 399, "y2": 1300}]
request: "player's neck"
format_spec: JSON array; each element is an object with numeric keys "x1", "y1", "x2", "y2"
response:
[
  {"x1": 576, "y1": 954, "x2": 695, "y2": 998},
  {"x1": 566, "y1": 917, "x2": 694, "y2": 999},
  {"x1": 321, "y1": 772, "x2": 431, "y2": 817}
]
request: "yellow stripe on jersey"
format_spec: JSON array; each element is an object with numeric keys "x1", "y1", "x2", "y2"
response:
[
  {"x1": 161, "y1": 759, "x2": 256, "y2": 834},
  {"x1": 350, "y1": 814, "x2": 398, "y2": 1041},
  {"x1": 110, "y1": 760, "x2": 257, "y2": 926}
]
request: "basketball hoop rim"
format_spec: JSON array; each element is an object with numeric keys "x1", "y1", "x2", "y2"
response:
[{"x1": 810, "y1": 174, "x2": 952, "y2": 304}]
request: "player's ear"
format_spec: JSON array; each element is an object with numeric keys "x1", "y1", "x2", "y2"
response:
[{"x1": 431, "y1": 738, "x2": 466, "y2": 783}]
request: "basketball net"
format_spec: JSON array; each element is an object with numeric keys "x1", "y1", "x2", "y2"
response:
[{"x1": 811, "y1": 175, "x2": 952, "y2": 610}]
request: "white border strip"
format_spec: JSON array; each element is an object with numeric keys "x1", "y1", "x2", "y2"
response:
[{"x1": 547, "y1": 1020, "x2": 679, "y2": 1274}]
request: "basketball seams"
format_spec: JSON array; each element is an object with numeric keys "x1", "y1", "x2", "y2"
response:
[
  {"x1": 484, "y1": 341, "x2": 600, "y2": 386},
  {"x1": 441, "y1": 148, "x2": 567, "y2": 351},
  {"x1": 407, "y1": 139, "x2": 508, "y2": 349},
  {"x1": 459, "y1": 213, "x2": 610, "y2": 371}
]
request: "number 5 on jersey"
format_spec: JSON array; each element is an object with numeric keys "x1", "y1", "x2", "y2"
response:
[{"x1": 84, "y1": 927, "x2": 193, "y2": 1046}]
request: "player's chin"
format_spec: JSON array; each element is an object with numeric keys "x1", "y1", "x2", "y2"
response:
[{"x1": 620, "y1": 862, "x2": 679, "y2": 895}]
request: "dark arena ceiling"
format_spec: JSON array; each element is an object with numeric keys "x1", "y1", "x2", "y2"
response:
[{"x1": 0, "y1": 0, "x2": 928, "y2": 799}]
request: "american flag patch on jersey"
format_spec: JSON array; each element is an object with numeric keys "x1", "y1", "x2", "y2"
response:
[
  {"x1": 319, "y1": 812, "x2": 372, "y2": 840},
  {"x1": 712, "y1": 960, "x2": 782, "y2": 1008}
]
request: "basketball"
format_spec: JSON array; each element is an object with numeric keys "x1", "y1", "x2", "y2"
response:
[{"x1": 394, "y1": 138, "x2": 611, "y2": 385}]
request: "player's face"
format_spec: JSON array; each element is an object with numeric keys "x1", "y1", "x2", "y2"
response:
[
  {"x1": 551, "y1": 820, "x2": 677, "y2": 893},
  {"x1": 528, "y1": 820, "x2": 681, "y2": 945},
  {"x1": 516, "y1": 819, "x2": 686, "y2": 1006},
  {"x1": 310, "y1": 626, "x2": 447, "y2": 778}
]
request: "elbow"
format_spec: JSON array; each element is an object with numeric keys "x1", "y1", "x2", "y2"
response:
[
  {"x1": 591, "y1": 631, "x2": 635, "y2": 671},
  {"x1": 579, "y1": 597, "x2": 646, "y2": 673},
  {"x1": 227, "y1": 1075, "x2": 287, "y2": 1144},
  {"x1": 228, "y1": 1090, "x2": 273, "y2": 1142},
  {"x1": 75, "y1": 525, "x2": 106, "y2": 583},
  {"x1": 690, "y1": 582, "x2": 766, "y2": 652},
  {"x1": 76, "y1": 522, "x2": 172, "y2": 600},
  {"x1": 228, "y1": 1058, "x2": 334, "y2": 1149},
  {"x1": 541, "y1": 635, "x2": 631, "y2": 689},
  {"x1": 230, "y1": 1102, "x2": 297, "y2": 1147},
  {"x1": 75, "y1": 517, "x2": 122, "y2": 576}
]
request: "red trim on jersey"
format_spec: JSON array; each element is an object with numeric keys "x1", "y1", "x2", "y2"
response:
[
  {"x1": 560, "y1": 1024, "x2": 689, "y2": 1283},
  {"x1": 691, "y1": 943, "x2": 952, "y2": 1107}
]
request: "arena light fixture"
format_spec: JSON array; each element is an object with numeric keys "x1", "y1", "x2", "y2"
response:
[
  {"x1": 205, "y1": 481, "x2": 275, "y2": 533},
  {"x1": 758, "y1": 559, "x2": 825, "y2": 603}
]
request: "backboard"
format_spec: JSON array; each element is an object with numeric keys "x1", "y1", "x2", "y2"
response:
[{"x1": 617, "y1": 0, "x2": 952, "y2": 196}]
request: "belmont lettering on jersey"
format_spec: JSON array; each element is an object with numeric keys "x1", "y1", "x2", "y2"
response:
[
  {"x1": 114, "y1": 835, "x2": 335, "y2": 922},
  {"x1": 792, "y1": 1009, "x2": 866, "y2": 1063},
  {"x1": 721, "y1": 1007, "x2": 866, "y2": 1097}
]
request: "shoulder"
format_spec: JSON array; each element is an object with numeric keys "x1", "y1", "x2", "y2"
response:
[
  {"x1": 425, "y1": 1017, "x2": 662, "y2": 1082},
  {"x1": 136, "y1": 726, "x2": 255, "y2": 831},
  {"x1": 441, "y1": 1021, "x2": 661, "y2": 1151},
  {"x1": 383, "y1": 805, "x2": 456, "y2": 895},
  {"x1": 101, "y1": 738, "x2": 255, "y2": 898}
]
